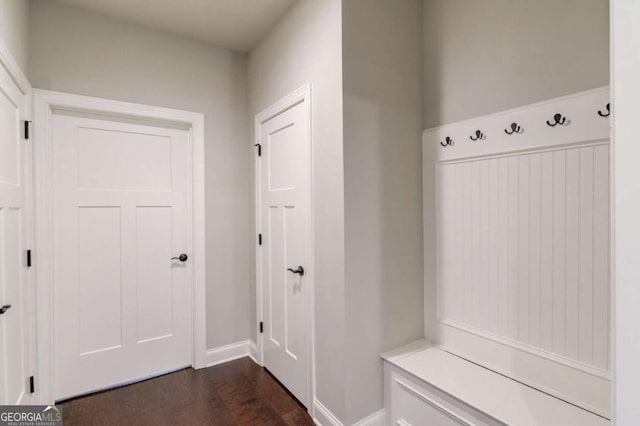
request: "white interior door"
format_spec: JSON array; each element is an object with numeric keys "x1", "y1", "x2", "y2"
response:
[
  {"x1": 258, "y1": 99, "x2": 310, "y2": 407},
  {"x1": 52, "y1": 110, "x2": 191, "y2": 400},
  {"x1": 0, "y1": 58, "x2": 32, "y2": 405}
]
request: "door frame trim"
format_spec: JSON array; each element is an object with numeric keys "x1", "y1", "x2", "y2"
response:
[
  {"x1": 32, "y1": 89, "x2": 207, "y2": 404},
  {"x1": 254, "y1": 83, "x2": 315, "y2": 409}
]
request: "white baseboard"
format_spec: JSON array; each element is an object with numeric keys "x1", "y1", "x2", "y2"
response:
[
  {"x1": 353, "y1": 409, "x2": 386, "y2": 426},
  {"x1": 248, "y1": 340, "x2": 258, "y2": 363},
  {"x1": 206, "y1": 340, "x2": 255, "y2": 367},
  {"x1": 313, "y1": 399, "x2": 343, "y2": 426},
  {"x1": 312, "y1": 399, "x2": 385, "y2": 426}
]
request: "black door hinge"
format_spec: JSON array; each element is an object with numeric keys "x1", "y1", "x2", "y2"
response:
[
  {"x1": 24, "y1": 121, "x2": 32, "y2": 140},
  {"x1": 258, "y1": 234, "x2": 262, "y2": 246},
  {"x1": 259, "y1": 322, "x2": 264, "y2": 333},
  {"x1": 26, "y1": 250, "x2": 32, "y2": 268},
  {"x1": 29, "y1": 376, "x2": 34, "y2": 394},
  {"x1": 254, "y1": 143, "x2": 262, "y2": 156}
]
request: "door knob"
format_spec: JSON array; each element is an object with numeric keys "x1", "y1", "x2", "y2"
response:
[
  {"x1": 0, "y1": 305, "x2": 11, "y2": 315},
  {"x1": 287, "y1": 266, "x2": 305, "y2": 276},
  {"x1": 171, "y1": 254, "x2": 188, "y2": 262}
]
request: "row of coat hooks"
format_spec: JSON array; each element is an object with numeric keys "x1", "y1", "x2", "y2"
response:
[{"x1": 440, "y1": 103, "x2": 611, "y2": 147}]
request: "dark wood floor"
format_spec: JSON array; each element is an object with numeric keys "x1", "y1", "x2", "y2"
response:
[{"x1": 60, "y1": 357, "x2": 314, "y2": 425}]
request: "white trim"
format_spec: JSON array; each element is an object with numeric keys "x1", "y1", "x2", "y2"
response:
[
  {"x1": 206, "y1": 340, "x2": 254, "y2": 367},
  {"x1": 423, "y1": 86, "x2": 610, "y2": 163},
  {"x1": 248, "y1": 340, "x2": 258, "y2": 364},
  {"x1": 352, "y1": 409, "x2": 386, "y2": 426},
  {"x1": 312, "y1": 399, "x2": 343, "y2": 426},
  {"x1": 254, "y1": 83, "x2": 315, "y2": 410},
  {"x1": 439, "y1": 318, "x2": 610, "y2": 379},
  {"x1": 0, "y1": 37, "x2": 31, "y2": 95},
  {"x1": 32, "y1": 89, "x2": 207, "y2": 404}
]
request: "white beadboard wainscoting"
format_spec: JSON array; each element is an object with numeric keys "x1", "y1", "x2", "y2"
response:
[
  {"x1": 437, "y1": 144, "x2": 610, "y2": 371},
  {"x1": 399, "y1": 87, "x2": 612, "y2": 424}
]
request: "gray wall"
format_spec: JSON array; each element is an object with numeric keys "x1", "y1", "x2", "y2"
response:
[
  {"x1": 248, "y1": 0, "x2": 346, "y2": 419},
  {"x1": 29, "y1": 0, "x2": 251, "y2": 351},
  {"x1": 0, "y1": 0, "x2": 29, "y2": 73},
  {"x1": 423, "y1": 0, "x2": 610, "y2": 129},
  {"x1": 342, "y1": 0, "x2": 424, "y2": 423}
]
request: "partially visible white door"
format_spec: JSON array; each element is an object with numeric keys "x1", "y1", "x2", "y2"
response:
[
  {"x1": 52, "y1": 111, "x2": 191, "y2": 400},
  {"x1": 0, "y1": 62, "x2": 32, "y2": 405},
  {"x1": 258, "y1": 99, "x2": 310, "y2": 407}
]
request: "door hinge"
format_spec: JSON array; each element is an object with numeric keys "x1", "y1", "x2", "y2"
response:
[
  {"x1": 258, "y1": 234, "x2": 262, "y2": 246},
  {"x1": 254, "y1": 143, "x2": 262, "y2": 156},
  {"x1": 26, "y1": 250, "x2": 32, "y2": 268},
  {"x1": 24, "y1": 121, "x2": 32, "y2": 140},
  {"x1": 259, "y1": 321, "x2": 264, "y2": 333},
  {"x1": 29, "y1": 376, "x2": 34, "y2": 394}
]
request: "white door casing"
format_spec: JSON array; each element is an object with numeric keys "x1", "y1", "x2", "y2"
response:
[
  {"x1": 0, "y1": 52, "x2": 33, "y2": 406},
  {"x1": 33, "y1": 90, "x2": 206, "y2": 404},
  {"x1": 256, "y1": 84, "x2": 313, "y2": 409},
  {"x1": 51, "y1": 111, "x2": 192, "y2": 400}
]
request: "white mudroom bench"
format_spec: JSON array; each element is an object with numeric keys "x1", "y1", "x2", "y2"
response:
[{"x1": 382, "y1": 340, "x2": 609, "y2": 426}]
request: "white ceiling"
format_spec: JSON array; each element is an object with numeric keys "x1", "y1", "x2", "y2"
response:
[{"x1": 55, "y1": 0, "x2": 297, "y2": 52}]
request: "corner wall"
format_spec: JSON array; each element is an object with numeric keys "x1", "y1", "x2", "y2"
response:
[
  {"x1": 28, "y1": 0, "x2": 251, "y2": 352},
  {"x1": 342, "y1": 1, "x2": 424, "y2": 423},
  {"x1": 247, "y1": 0, "x2": 346, "y2": 420}
]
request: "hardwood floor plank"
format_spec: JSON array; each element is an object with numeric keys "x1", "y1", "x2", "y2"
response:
[{"x1": 60, "y1": 357, "x2": 314, "y2": 425}]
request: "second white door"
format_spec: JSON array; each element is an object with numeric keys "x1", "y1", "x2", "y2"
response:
[
  {"x1": 258, "y1": 98, "x2": 311, "y2": 408},
  {"x1": 52, "y1": 110, "x2": 191, "y2": 400},
  {"x1": 0, "y1": 56, "x2": 33, "y2": 406}
]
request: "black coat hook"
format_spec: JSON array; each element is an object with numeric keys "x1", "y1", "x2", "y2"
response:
[
  {"x1": 440, "y1": 136, "x2": 454, "y2": 147},
  {"x1": 470, "y1": 130, "x2": 485, "y2": 141},
  {"x1": 504, "y1": 122, "x2": 522, "y2": 135},
  {"x1": 598, "y1": 103, "x2": 610, "y2": 118},
  {"x1": 546, "y1": 113, "x2": 568, "y2": 127}
]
